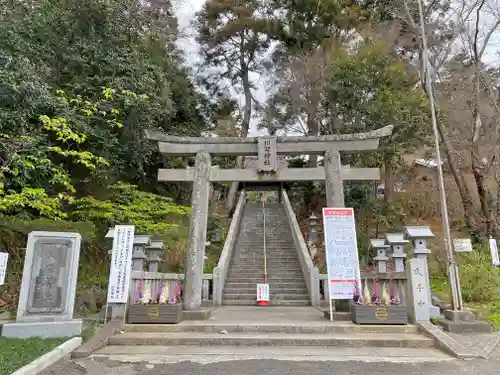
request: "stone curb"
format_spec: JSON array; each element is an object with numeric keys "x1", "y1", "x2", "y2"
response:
[
  {"x1": 71, "y1": 319, "x2": 123, "y2": 359},
  {"x1": 10, "y1": 337, "x2": 82, "y2": 375},
  {"x1": 417, "y1": 322, "x2": 476, "y2": 359},
  {"x1": 479, "y1": 332, "x2": 500, "y2": 359}
]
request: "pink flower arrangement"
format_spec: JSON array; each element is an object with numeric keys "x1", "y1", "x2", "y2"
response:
[
  {"x1": 371, "y1": 277, "x2": 381, "y2": 305},
  {"x1": 352, "y1": 281, "x2": 364, "y2": 304}
]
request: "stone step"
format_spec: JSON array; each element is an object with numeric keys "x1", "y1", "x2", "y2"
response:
[
  {"x1": 232, "y1": 256, "x2": 300, "y2": 264},
  {"x1": 231, "y1": 264, "x2": 300, "y2": 268},
  {"x1": 233, "y1": 251, "x2": 297, "y2": 257},
  {"x1": 235, "y1": 241, "x2": 295, "y2": 244},
  {"x1": 225, "y1": 277, "x2": 305, "y2": 283},
  {"x1": 229, "y1": 266, "x2": 303, "y2": 271},
  {"x1": 223, "y1": 293, "x2": 310, "y2": 301},
  {"x1": 223, "y1": 290, "x2": 309, "y2": 296},
  {"x1": 123, "y1": 323, "x2": 420, "y2": 334},
  {"x1": 108, "y1": 332, "x2": 435, "y2": 348},
  {"x1": 231, "y1": 257, "x2": 300, "y2": 261},
  {"x1": 226, "y1": 277, "x2": 305, "y2": 283},
  {"x1": 236, "y1": 248, "x2": 296, "y2": 250},
  {"x1": 225, "y1": 282, "x2": 308, "y2": 289},
  {"x1": 222, "y1": 300, "x2": 311, "y2": 306},
  {"x1": 227, "y1": 271, "x2": 304, "y2": 276},
  {"x1": 93, "y1": 345, "x2": 453, "y2": 363},
  {"x1": 232, "y1": 257, "x2": 300, "y2": 261}
]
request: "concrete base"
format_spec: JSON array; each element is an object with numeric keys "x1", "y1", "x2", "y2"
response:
[
  {"x1": 72, "y1": 319, "x2": 123, "y2": 359},
  {"x1": 429, "y1": 305, "x2": 441, "y2": 318},
  {"x1": 1, "y1": 319, "x2": 82, "y2": 339},
  {"x1": 439, "y1": 309, "x2": 493, "y2": 333},
  {"x1": 323, "y1": 311, "x2": 350, "y2": 321},
  {"x1": 439, "y1": 319, "x2": 493, "y2": 333},
  {"x1": 11, "y1": 337, "x2": 82, "y2": 375},
  {"x1": 444, "y1": 309, "x2": 474, "y2": 322},
  {"x1": 183, "y1": 309, "x2": 212, "y2": 320}
]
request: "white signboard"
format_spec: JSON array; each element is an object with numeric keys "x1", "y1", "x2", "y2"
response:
[
  {"x1": 322, "y1": 208, "x2": 361, "y2": 302},
  {"x1": 489, "y1": 237, "x2": 499, "y2": 266},
  {"x1": 107, "y1": 225, "x2": 135, "y2": 303},
  {"x1": 453, "y1": 238, "x2": 472, "y2": 253},
  {"x1": 0, "y1": 252, "x2": 8, "y2": 285},
  {"x1": 256, "y1": 283, "x2": 269, "y2": 302}
]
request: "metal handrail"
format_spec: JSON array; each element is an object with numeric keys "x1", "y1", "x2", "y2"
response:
[{"x1": 262, "y1": 195, "x2": 267, "y2": 284}]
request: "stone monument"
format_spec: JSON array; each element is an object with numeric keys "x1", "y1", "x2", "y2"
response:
[
  {"x1": 2, "y1": 231, "x2": 82, "y2": 338},
  {"x1": 406, "y1": 258, "x2": 431, "y2": 324}
]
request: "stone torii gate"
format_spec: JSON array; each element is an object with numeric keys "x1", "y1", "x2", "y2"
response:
[{"x1": 146, "y1": 125, "x2": 393, "y2": 310}]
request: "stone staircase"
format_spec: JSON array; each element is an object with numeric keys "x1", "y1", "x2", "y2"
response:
[
  {"x1": 97, "y1": 202, "x2": 449, "y2": 361},
  {"x1": 223, "y1": 202, "x2": 310, "y2": 306},
  {"x1": 101, "y1": 307, "x2": 449, "y2": 361}
]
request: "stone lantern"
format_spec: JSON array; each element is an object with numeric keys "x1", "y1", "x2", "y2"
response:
[
  {"x1": 307, "y1": 214, "x2": 319, "y2": 258},
  {"x1": 385, "y1": 233, "x2": 408, "y2": 273},
  {"x1": 405, "y1": 226, "x2": 439, "y2": 318},
  {"x1": 370, "y1": 239, "x2": 390, "y2": 273}
]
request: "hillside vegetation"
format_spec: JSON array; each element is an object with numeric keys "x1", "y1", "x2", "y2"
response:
[{"x1": 1, "y1": 0, "x2": 499, "y2": 320}]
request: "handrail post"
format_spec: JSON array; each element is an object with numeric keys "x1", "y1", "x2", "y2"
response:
[{"x1": 262, "y1": 194, "x2": 267, "y2": 284}]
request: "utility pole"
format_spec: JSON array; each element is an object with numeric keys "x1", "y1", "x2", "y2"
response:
[{"x1": 416, "y1": 0, "x2": 463, "y2": 310}]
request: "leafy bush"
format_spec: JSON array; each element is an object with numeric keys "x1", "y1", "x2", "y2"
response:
[
  {"x1": 71, "y1": 183, "x2": 190, "y2": 234},
  {"x1": 458, "y1": 249, "x2": 500, "y2": 303}
]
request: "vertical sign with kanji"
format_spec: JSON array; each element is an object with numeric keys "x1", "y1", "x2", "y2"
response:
[
  {"x1": 107, "y1": 225, "x2": 135, "y2": 303},
  {"x1": 407, "y1": 258, "x2": 430, "y2": 323},
  {"x1": 0, "y1": 252, "x2": 8, "y2": 285},
  {"x1": 258, "y1": 136, "x2": 277, "y2": 172}
]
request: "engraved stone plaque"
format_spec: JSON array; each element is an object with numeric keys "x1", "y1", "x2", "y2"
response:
[
  {"x1": 16, "y1": 232, "x2": 81, "y2": 322},
  {"x1": 27, "y1": 239, "x2": 70, "y2": 314},
  {"x1": 257, "y1": 136, "x2": 277, "y2": 172}
]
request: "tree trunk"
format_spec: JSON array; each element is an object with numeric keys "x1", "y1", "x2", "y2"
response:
[
  {"x1": 384, "y1": 157, "x2": 394, "y2": 203},
  {"x1": 307, "y1": 114, "x2": 319, "y2": 168},
  {"x1": 471, "y1": 151, "x2": 497, "y2": 238},
  {"x1": 423, "y1": 85, "x2": 480, "y2": 240},
  {"x1": 227, "y1": 42, "x2": 252, "y2": 214}
]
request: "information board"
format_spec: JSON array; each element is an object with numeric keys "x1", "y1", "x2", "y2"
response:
[
  {"x1": 322, "y1": 208, "x2": 361, "y2": 300},
  {"x1": 489, "y1": 237, "x2": 499, "y2": 267},
  {"x1": 0, "y1": 252, "x2": 8, "y2": 285},
  {"x1": 107, "y1": 225, "x2": 135, "y2": 303},
  {"x1": 453, "y1": 238, "x2": 472, "y2": 253},
  {"x1": 256, "y1": 283, "x2": 269, "y2": 302}
]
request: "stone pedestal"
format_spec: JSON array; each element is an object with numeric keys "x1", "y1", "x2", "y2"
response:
[
  {"x1": 2, "y1": 320, "x2": 82, "y2": 339},
  {"x1": 439, "y1": 309, "x2": 493, "y2": 333},
  {"x1": 324, "y1": 150, "x2": 345, "y2": 207},
  {"x1": 184, "y1": 152, "x2": 211, "y2": 310},
  {"x1": 2, "y1": 232, "x2": 82, "y2": 338}
]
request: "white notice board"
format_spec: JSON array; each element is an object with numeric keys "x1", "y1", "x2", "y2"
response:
[
  {"x1": 322, "y1": 208, "x2": 361, "y2": 301},
  {"x1": 256, "y1": 283, "x2": 269, "y2": 301},
  {"x1": 0, "y1": 252, "x2": 8, "y2": 285},
  {"x1": 490, "y1": 237, "x2": 499, "y2": 267},
  {"x1": 107, "y1": 225, "x2": 135, "y2": 303},
  {"x1": 453, "y1": 238, "x2": 472, "y2": 253}
]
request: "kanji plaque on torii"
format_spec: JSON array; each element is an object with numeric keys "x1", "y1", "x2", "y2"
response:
[{"x1": 257, "y1": 136, "x2": 277, "y2": 172}]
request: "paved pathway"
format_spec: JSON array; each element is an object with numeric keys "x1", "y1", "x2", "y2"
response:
[
  {"x1": 38, "y1": 306, "x2": 500, "y2": 374},
  {"x1": 39, "y1": 355, "x2": 500, "y2": 375}
]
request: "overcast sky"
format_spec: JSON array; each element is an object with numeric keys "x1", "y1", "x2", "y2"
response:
[{"x1": 171, "y1": 0, "x2": 500, "y2": 136}]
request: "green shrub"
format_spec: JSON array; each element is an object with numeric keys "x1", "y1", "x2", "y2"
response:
[{"x1": 458, "y1": 249, "x2": 500, "y2": 303}]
